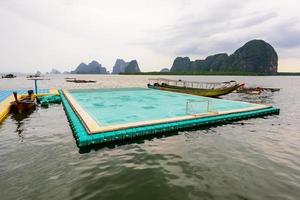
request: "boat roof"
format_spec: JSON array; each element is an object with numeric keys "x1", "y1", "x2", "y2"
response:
[{"x1": 148, "y1": 78, "x2": 235, "y2": 85}]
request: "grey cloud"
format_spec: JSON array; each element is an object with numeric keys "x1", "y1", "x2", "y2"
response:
[
  {"x1": 233, "y1": 12, "x2": 278, "y2": 28},
  {"x1": 145, "y1": 5, "x2": 299, "y2": 59},
  {"x1": 267, "y1": 21, "x2": 300, "y2": 49},
  {"x1": 1, "y1": 0, "x2": 300, "y2": 72}
]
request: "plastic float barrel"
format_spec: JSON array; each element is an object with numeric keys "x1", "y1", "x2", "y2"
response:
[{"x1": 59, "y1": 89, "x2": 280, "y2": 148}]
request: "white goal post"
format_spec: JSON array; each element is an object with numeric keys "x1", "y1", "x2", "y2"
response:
[{"x1": 185, "y1": 99, "x2": 212, "y2": 115}]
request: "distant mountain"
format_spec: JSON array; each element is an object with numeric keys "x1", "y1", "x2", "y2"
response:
[
  {"x1": 50, "y1": 68, "x2": 61, "y2": 74},
  {"x1": 36, "y1": 71, "x2": 42, "y2": 76},
  {"x1": 71, "y1": 60, "x2": 108, "y2": 74},
  {"x1": 125, "y1": 60, "x2": 141, "y2": 73},
  {"x1": 171, "y1": 57, "x2": 192, "y2": 72},
  {"x1": 111, "y1": 59, "x2": 141, "y2": 74},
  {"x1": 170, "y1": 40, "x2": 278, "y2": 75},
  {"x1": 112, "y1": 59, "x2": 128, "y2": 74},
  {"x1": 160, "y1": 68, "x2": 170, "y2": 72}
]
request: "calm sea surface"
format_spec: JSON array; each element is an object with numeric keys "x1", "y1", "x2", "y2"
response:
[{"x1": 0, "y1": 75, "x2": 299, "y2": 200}]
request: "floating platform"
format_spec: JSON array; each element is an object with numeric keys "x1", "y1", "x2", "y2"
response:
[
  {"x1": 59, "y1": 88, "x2": 279, "y2": 147},
  {"x1": 0, "y1": 89, "x2": 58, "y2": 123}
]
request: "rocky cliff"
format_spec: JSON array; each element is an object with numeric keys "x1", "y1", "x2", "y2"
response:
[
  {"x1": 227, "y1": 40, "x2": 278, "y2": 74},
  {"x1": 125, "y1": 60, "x2": 141, "y2": 73},
  {"x1": 112, "y1": 59, "x2": 128, "y2": 74},
  {"x1": 71, "y1": 60, "x2": 108, "y2": 74},
  {"x1": 171, "y1": 57, "x2": 192, "y2": 72},
  {"x1": 50, "y1": 68, "x2": 61, "y2": 74},
  {"x1": 170, "y1": 40, "x2": 278, "y2": 75},
  {"x1": 112, "y1": 59, "x2": 141, "y2": 73},
  {"x1": 160, "y1": 68, "x2": 170, "y2": 72}
]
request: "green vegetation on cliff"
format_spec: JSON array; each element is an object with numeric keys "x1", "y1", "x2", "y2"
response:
[
  {"x1": 120, "y1": 71, "x2": 267, "y2": 76},
  {"x1": 170, "y1": 40, "x2": 278, "y2": 75}
]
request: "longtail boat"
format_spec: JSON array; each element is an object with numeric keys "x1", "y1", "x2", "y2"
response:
[
  {"x1": 10, "y1": 90, "x2": 36, "y2": 113},
  {"x1": 66, "y1": 78, "x2": 96, "y2": 83},
  {"x1": 1, "y1": 74, "x2": 16, "y2": 78},
  {"x1": 147, "y1": 78, "x2": 243, "y2": 97}
]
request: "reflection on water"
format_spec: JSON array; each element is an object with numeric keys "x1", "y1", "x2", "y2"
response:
[
  {"x1": 0, "y1": 75, "x2": 300, "y2": 200},
  {"x1": 11, "y1": 108, "x2": 36, "y2": 142},
  {"x1": 79, "y1": 131, "x2": 180, "y2": 154}
]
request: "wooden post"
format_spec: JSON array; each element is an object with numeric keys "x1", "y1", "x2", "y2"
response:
[{"x1": 34, "y1": 79, "x2": 38, "y2": 94}]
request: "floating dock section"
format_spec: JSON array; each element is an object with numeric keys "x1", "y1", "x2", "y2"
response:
[{"x1": 59, "y1": 88, "x2": 279, "y2": 147}]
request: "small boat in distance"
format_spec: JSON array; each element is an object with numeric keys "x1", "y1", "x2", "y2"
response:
[
  {"x1": 147, "y1": 78, "x2": 243, "y2": 97},
  {"x1": 66, "y1": 78, "x2": 96, "y2": 83},
  {"x1": 10, "y1": 90, "x2": 36, "y2": 113},
  {"x1": 26, "y1": 74, "x2": 42, "y2": 78},
  {"x1": 1, "y1": 74, "x2": 16, "y2": 78},
  {"x1": 236, "y1": 85, "x2": 280, "y2": 94}
]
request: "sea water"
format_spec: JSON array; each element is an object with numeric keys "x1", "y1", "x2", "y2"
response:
[{"x1": 0, "y1": 75, "x2": 299, "y2": 200}]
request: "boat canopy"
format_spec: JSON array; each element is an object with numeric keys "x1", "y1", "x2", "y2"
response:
[{"x1": 148, "y1": 78, "x2": 237, "y2": 89}]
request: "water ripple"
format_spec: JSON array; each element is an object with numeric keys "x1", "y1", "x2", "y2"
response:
[{"x1": 1, "y1": 75, "x2": 300, "y2": 200}]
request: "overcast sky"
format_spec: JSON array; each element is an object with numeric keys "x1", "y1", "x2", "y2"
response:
[{"x1": 0, "y1": 0, "x2": 299, "y2": 73}]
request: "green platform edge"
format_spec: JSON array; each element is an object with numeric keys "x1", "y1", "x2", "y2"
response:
[{"x1": 59, "y1": 90, "x2": 280, "y2": 147}]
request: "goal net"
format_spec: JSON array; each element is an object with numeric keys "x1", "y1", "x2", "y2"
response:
[{"x1": 186, "y1": 99, "x2": 212, "y2": 115}]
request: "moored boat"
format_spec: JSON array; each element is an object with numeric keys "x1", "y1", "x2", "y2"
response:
[
  {"x1": 1, "y1": 74, "x2": 16, "y2": 78},
  {"x1": 66, "y1": 78, "x2": 96, "y2": 83},
  {"x1": 26, "y1": 71, "x2": 42, "y2": 78},
  {"x1": 10, "y1": 90, "x2": 36, "y2": 113},
  {"x1": 26, "y1": 74, "x2": 41, "y2": 78},
  {"x1": 147, "y1": 78, "x2": 243, "y2": 97},
  {"x1": 236, "y1": 86, "x2": 281, "y2": 94}
]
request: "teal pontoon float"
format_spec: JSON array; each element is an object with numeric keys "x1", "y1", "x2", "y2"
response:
[{"x1": 59, "y1": 88, "x2": 279, "y2": 147}]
